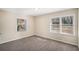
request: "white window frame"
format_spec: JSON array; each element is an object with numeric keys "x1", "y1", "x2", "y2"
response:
[
  {"x1": 50, "y1": 14, "x2": 75, "y2": 36},
  {"x1": 50, "y1": 17, "x2": 60, "y2": 33}
]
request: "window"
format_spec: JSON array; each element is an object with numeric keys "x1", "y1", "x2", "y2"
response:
[
  {"x1": 61, "y1": 16, "x2": 73, "y2": 34},
  {"x1": 50, "y1": 15, "x2": 75, "y2": 35},
  {"x1": 17, "y1": 18, "x2": 26, "y2": 31},
  {"x1": 50, "y1": 18, "x2": 60, "y2": 33}
]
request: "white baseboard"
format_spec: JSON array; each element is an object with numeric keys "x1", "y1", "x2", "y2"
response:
[
  {"x1": 0, "y1": 34, "x2": 34, "y2": 44},
  {"x1": 0, "y1": 33, "x2": 78, "y2": 47},
  {"x1": 36, "y1": 33, "x2": 78, "y2": 46}
]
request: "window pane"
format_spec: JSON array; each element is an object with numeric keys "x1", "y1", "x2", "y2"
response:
[
  {"x1": 62, "y1": 16, "x2": 73, "y2": 34},
  {"x1": 52, "y1": 18, "x2": 59, "y2": 24},
  {"x1": 51, "y1": 18, "x2": 60, "y2": 32},
  {"x1": 17, "y1": 18, "x2": 26, "y2": 31}
]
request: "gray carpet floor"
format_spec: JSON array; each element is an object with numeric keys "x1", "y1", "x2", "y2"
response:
[{"x1": 0, "y1": 36, "x2": 78, "y2": 51}]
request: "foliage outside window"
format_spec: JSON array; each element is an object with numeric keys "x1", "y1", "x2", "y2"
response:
[{"x1": 50, "y1": 15, "x2": 75, "y2": 35}]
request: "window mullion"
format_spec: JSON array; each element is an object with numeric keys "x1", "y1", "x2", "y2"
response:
[{"x1": 60, "y1": 17, "x2": 62, "y2": 33}]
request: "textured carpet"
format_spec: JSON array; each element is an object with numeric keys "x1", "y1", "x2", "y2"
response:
[{"x1": 0, "y1": 35, "x2": 78, "y2": 51}]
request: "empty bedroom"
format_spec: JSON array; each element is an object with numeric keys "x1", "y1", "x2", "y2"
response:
[{"x1": 0, "y1": 8, "x2": 79, "y2": 51}]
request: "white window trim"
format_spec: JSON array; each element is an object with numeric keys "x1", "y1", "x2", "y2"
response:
[
  {"x1": 49, "y1": 14, "x2": 75, "y2": 36},
  {"x1": 49, "y1": 16, "x2": 60, "y2": 33}
]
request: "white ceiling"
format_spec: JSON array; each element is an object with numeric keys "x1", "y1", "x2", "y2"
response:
[{"x1": 0, "y1": 8, "x2": 70, "y2": 16}]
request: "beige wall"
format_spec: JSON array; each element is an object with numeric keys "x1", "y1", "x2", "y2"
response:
[
  {"x1": 0, "y1": 9, "x2": 78, "y2": 46},
  {"x1": 35, "y1": 9, "x2": 78, "y2": 46},
  {"x1": 0, "y1": 10, "x2": 34, "y2": 44}
]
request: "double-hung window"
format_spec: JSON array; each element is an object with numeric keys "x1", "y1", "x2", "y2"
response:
[{"x1": 50, "y1": 15, "x2": 75, "y2": 35}]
